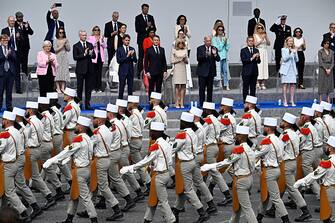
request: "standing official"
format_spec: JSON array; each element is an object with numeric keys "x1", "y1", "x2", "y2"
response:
[
  {"x1": 45, "y1": 4, "x2": 65, "y2": 51},
  {"x1": 247, "y1": 8, "x2": 266, "y2": 37}
]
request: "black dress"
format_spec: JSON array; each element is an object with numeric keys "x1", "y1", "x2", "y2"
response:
[{"x1": 38, "y1": 62, "x2": 55, "y2": 96}]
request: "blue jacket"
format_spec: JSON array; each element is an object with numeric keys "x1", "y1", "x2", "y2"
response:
[
  {"x1": 240, "y1": 47, "x2": 260, "y2": 76},
  {"x1": 279, "y1": 48, "x2": 298, "y2": 76},
  {"x1": 44, "y1": 10, "x2": 64, "y2": 41},
  {"x1": 0, "y1": 45, "x2": 16, "y2": 75},
  {"x1": 116, "y1": 46, "x2": 137, "y2": 77}
]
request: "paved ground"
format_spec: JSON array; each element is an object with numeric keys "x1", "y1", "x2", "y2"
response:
[{"x1": 30, "y1": 171, "x2": 322, "y2": 223}]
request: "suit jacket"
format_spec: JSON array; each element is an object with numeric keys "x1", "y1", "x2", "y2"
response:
[
  {"x1": 323, "y1": 33, "x2": 335, "y2": 52},
  {"x1": 240, "y1": 47, "x2": 261, "y2": 76},
  {"x1": 196, "y1": 45, "x2": 220, "y2": 77},
  {"x1": 116, "y1": 46, "x2": 137, "y2": 77},
  {"x1": 279, "y1": 48, "x2": 298, "y2": 75},
  {"x1": 72, "y1": 41, "x2": 96, "y2": 75},
  {"x1": 144, "y1": 46, "x2": 167, "y2": 76},
  {"x1": 87, "y1": 35, "x2": 107, "y2": 63},
  {"x1": 104, "y1": 21, "x2": 124, "y2": 50},
  {"x1": 1, "y1": 27, "x2": 22, "y2": 51},
  {"x1": 45, "y1": 10, "x2": 64, "y2": 41},
  {"x1": 0, "y1": 45, "x2": 16, "y2": 75},
  {"x1": 135, "y1": 14, "x2": 156, "y2": 44},
  {"x1": 270, "y1": 24, "x2": 291, "y2": 50},
  {"x1": 247, "y1": 17, "x2": 266, "y2": 37},
  {"x1": 15, "y1": 21, "x2": 34, "y2": 51}
]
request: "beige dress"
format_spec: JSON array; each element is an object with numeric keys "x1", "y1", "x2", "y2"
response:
[{"x1": 171, "y1": 48, "x2": 188, "y2": 85}]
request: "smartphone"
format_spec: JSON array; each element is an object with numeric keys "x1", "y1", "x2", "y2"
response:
[{"x1": 55, "y1": 3, "x2": 62, "y2": 7}]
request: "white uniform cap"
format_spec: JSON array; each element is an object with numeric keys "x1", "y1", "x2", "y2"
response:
[
  {"x1": 64, "y1": 88, "x2": 77, "y2": 97},
  {"x1": 93, "y1": 109, "x2": 107, "y2": 119},
  {"x1": 26, "y1": 101, "x2": 38, "y2": 109},
  {"x1": 282, "y1": 113, "x2": 297, "y2": 124},
  {"x1": 264, "y1": 117, "x2": 277, "y2": 127},
  {"x1": 221, "y1": 97, "x2": 234, "y2": 107},
  {"x1": 106, "y1": 104, "x2": 118, "y2": 113},
  {"x1": 189, "y1": 107, "x2": 203, "y2": 117},
  {"x1": 245, "y1": 95, "x2": 257, "y2": 104},
  {"x1": 301, "y1": 107, "x2": 314, "y2": 117},
  {"x1": 128, "y1": 95, "x2": 140, "y2": 103},
  {"x1": 3, "y1": 111, "x2": 16, "y2": 121},
  {"x1": 202, "y1": 102, "x2": 215, "y2": 110},
  {"x1": 77, "y1": 116, "x2": 91, "y2": 127},
  {"x1": 150, "y1": 92, "x2": 162, "y2": 100},
  {"x1": 38, "y1": 97, "x2": 49, "y2": 105},
  {"x1": 46, "y1": 92, "x2": 59, "y2": 99},
  {"x1": 320, "y1": 101, "x2": 332, "y2": 111},
  {"x1": 236, "y1": 126, "x2": 249, "y2": 135},
  {"x1": 12, "y1": 107, "x2": 25, "y2": 117},
  {"x1": 180, "y1": 112, "x2": 194, "y2": 123},
  {"x1": 150, "y1": 122, "x2": 164, "y2": 131},
  {"x1": 327, "y1": 136, "x2": 335, "y2": 148},
  {"x1": 116, "y1": 99, "x2": 128, "y2": 108},
  {"x1": 311, "y1": 103, "x2": 324, "y2": 113}
]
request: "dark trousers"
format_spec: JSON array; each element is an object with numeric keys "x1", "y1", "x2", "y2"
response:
[
  {"x1": 198, "y1": 75, "x2": 214, "y2": 107},
  {"x1": 275, "y1": 48, "x2": 282, "y2": 72},
  {"x1": 14, "y1": 50, "x2": 21, "y2": 92},
  {"x1": 148, "y1": 74, "x2": 163, "y2": 99},
  {"x1": 242, "y1": 74, "x2": 258, "y2": 102},
  {"x1": 137, "y1": 43, "x2": 144, "y2": 76},
  {"x1": 93, "y1": 55, "x2": 103, "y2": 91},
  {"x1": 107, "y1": 48, "x2": 116, "y2": 66},
  {"x1": 0, "y1": 71, "x2": 14, "y2": 110},
  {"x1": 38, "y1": 73, "x2": 55, "y2": 97},
  {"x1": 296, "y1": 51, "x2": 305, "y2": 86},
  {"x1": 19, "y1": 49, "x2": 29, "y2": 75},
  {"x1": 76, "y1": 72, "x2": 92, "y2": 105},
  {"x1": 118, "y1": 72, "x2": 134, "y2": 99}
]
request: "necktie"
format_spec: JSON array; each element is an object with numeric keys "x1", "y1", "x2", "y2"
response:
[
  {"x1": 206, "y1": 46, "x2": 209, "y2": 55},
  {"x1": 250, "y1": 47, "x2": 253, "y2": 54},
  {"x1": 113, "y1": 22, "x2": 117, "y2": 32},
  {"x1": 10, "y1": 28, "x2": 14, "y2": 37},
  {"x1": 126, "y1": 46, "x2": 129, "y2": 54},
  {"x1": 4, "y1": 47, "x2": 9, "y2": 72},
  {"x1": 144, "y1": 15, "x2": 148, "y2": 23},
  {"x1": 83, "y1": 42, "x2": 86, "y2": 49}
]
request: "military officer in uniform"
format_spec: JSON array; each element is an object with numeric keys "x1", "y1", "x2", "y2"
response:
[
  {"x1": 320, "y1": 101, "x2": 335, "y2": 139},
  {"x1": 144, "y1": 92, "x2": 168, "y2": 128}
]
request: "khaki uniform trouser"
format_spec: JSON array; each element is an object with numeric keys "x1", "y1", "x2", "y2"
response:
[
  {"x1": 129, "y1": 138, "x2": 151, "y2": 184},
  {"x1": 144, "y1": 171, "x2": 176, "y2": 223},
  {"x1": 175, "y1": 159, "x2": 203, "y2": 210},
  {"x1": 40, "y1": 141, "x2": 62, "y2": 189},
  {"x1": 195, "y1": 153, "x2": 213, "y2": 203},
  {"x1": 119, "y1": 145, "x2": 141, "y2": 191},
  {"x1": 326, "y1": 186, "x2": 335, "y2": 222},
  {"x1": 301, "y1": 149, "x2": 320, "y2": 198},
  {"x1": 206, "y1": 143, "x2": 229, "y2": 192},
  {"x1": 230, "y1": 176, "x2": 257, "y2": 223},
  {"x1": 53, "y1": 134, "x2": 71, "y2": 181},
  {"x1": 259, "y1": 167, "x2": 288, "y2": 217},
  {"x1": 67, "y1": 166, "x2": 97, "y2": 218},
  {"x1": 108, "y1": 149, "x2": 130, "y2": 197},
  {"x1": 285, "y1": 160, "x2": 307, "y2": 208},
  {"x1": 15, "y1": 154, "x2": 37, "y2": 204}
]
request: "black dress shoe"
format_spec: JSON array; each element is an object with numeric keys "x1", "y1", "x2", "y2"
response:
[
  {"x1": 121, "y1": 200, "x2": 136, "y2": 212},
  {"x1": 42, "y1": 197, "x2": 56, "y2": 210},
  {"x1": 77, "y1": 210, "x2": 89, "y2": 218},
  {"x1": 95, "y1": 197, "x2": 106, "y2": 209},
  {"x1": 284, "y1": 200, "x2": 297, "y2": 209},
  {"x1": 30, "y1": 205, "x2": 43, "y2": 219},
  {"x1": 54, "y1": 190, "x2": 65, "y2": 201},
  {"x1": 16, "y1": 90, "x2": 23, "y2": 94},
  {"x1": 85, "y1": 105, "x2": 94, "y2": 110},
  {"x1": 106, "y1": 211, "x2": 124, "y2": 221}
]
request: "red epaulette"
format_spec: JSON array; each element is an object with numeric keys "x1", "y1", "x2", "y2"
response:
[
  {"x1": 281, "y1": 134, "x2": 290, "y2": 142},
  {"x1": 146, "y1": 111, "x2": 156, "y2": 118},
  {"x1": 319, "y1": 160, "x2": 332, "y2": 169},
  {"x1": 242, "y1": 113, "x2": 252, "y2": 119},
  {"x1": 93, "y1": 128, "x2": 100, "y2": 135},
  {"x1": 260, "y1": 137, "x2": 272, "y2": 145},
  {"x1": 72, "y1": 135, "x2": 83, "y2": 143},
  {"x1": 232, "y1": 146, "x2": 244, "y2": 154},
  {"x1": 175, "y1": 132, "x2": 186, "y2": 139},
  {"x1": 300, "y1": 128, "x2": 311, "y2": 136},
  {"x1": 220, "y1": 118, "x2": 231, "y2": 126},
  {"x1": 0, "y1": 131, "x2": 10, "y2": 139},
  {"x1": 64, "y1": 104, "x2": 72, "y2": 112},
  {"x1": 149, "y1": 143, "x2": 159, "y2": 152},
  {"x1": 111, "y1": 124, "x2": 116, "y2": 131},
  {"x1": 204, "y1": 117, "x2": 212, "y2": 124}
]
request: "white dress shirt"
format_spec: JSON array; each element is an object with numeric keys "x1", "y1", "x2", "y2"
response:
[
  {"x1": 173, "y1": 128, "x2": 198, "y2": 161},
  {"x1": 26, "y1": 115, "x2": 43, "y2": 148},
  {"x1": 239, "y1": 109, "x2": 262, "y2": 138},
  {"x1": 130, "y1": 108, "x2": 144, "y2": 138},
  {"x1": 63, "y1": 100, "x2": 81, "y2": 130},
  {"x1": 91, "y1": 124, "x2": 114, "y2": 157},
  {"x1": 219, "y1": 112, "x2": 236, "y2": 145},
  {"x1": 280, "y1": 128, "x2": 300, "y2": 161},
  {"x1": 0, "y1": 126, "x2": 22, "y2": 162},
  {"x1": 255, "y1": 134, "x2": 284, "y2": 167},
  {"x1": 299, "y1": 122, "x2": 322, "y2": 152},
  {"x1": 41, "y1": 110, "x2": 55, "y2": 142},
  {"x1": 51, "y1": 106, "x2": 63, "y2": 135}
]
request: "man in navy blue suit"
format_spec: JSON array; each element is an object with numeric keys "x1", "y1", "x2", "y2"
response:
[
  {"x1": 0, "y1": 34, "x2": 17, "y2": 111},
  {"x1": 44, "y1": 4, "x2": 64, "y2": 52},
  {"x1": 116, "y1": 34, "x2": 137, "y2": 99},
  {"x1": 240, "y1": 36, "x2": 261, "y2": 102}
]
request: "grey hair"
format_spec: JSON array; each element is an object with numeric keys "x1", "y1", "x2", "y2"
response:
[
  {"x1": 204, "y1": 35, "x2": 211, "y2": 41},
  {"x1": 42, "y1": 40, "x2": 52, "y2": 48},
  {"x1": 78, "y1": 30, "x2": 87, "y2": 36},
  {"x1": 113, "y1": 11, "x2": 119, "y2": 16}
]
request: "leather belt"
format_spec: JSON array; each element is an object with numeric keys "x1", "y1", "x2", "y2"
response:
[
  {"x1": 76, "y1": 165, "x2": 90, "y2": 169},
  {"x1": 285, "y1": 159, "x2": 296, "y2": 162},
  {"x1": 131, "y1": 136, "x2": 142, "y2": 139},
  {"x1": 180, "y1": 158, "x2": 195, "y2": 162},
  {"x1": 235, "y1": 173, "x2": 252, "y2": 179},
  {"x1": 43, "y1": 140, "x2": 51, "y2": 143},
  {"x1": 265, "y1": 166, "x2": 278, "y2": 169},
  {"x1": 97, "y1": 156, "x2": 109, "y2": 159},
  {"x1": 3, "y1": 159, "x2": 17, "y2": 164},
  {"x1": 156, "y1": 170, "x2": 169, "y2": 174}
]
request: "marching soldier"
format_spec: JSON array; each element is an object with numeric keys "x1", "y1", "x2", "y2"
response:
[
  {"x1": 311, "y1": 103, "x2": 326, "y2": 160},
  {"x1": 297, "y1": 107, "x2": 322, "y2": 199},
  {"x1": 144, "y1": 92, "x2": 168, "y2": 127},
  {"x1": 43, "y1": 116, "x2": 98, "y2": 223},
  {"x1": 63, "y1": 88, "x2": 81, "y2": 148},
  {"x1": 294, "y1": 136, "x2": 335, "y2": 223},
  {"x1": 0, "y1": 111, "x2": 31, "y2": 222},
  {"x1": 255, "y1": 117, "x2": 290, "y2": 223},
  {"x1": 128, "y1": 95, "x2": 151, "y2": 194},
  {"x1": 320, "y1": 101, "x2": 335, "y2": 139},
  {"x1": 202, "y1": 102, "x2": 232, "y2": 205},
  {"x1": 239, "y1": 95, "x2": 262, "y2": 146},
  {"x1": 38, "y1": 96, "x2": 65, "y2": 201},
  {"x1": 25, "y1": 101, "x2": 56, "y2": 210},
  {"x1": 201, "y1": 125, "x2": 258, "y2": 223},
  {"x1": 279, "y1": 113, "x2": 312, "y2": 221},
  {"x1": 172, "y1": 112, "x2": 210, "y2": 223},
  {"x1": 120, "y1": 122, "x2": 176, "y2": 223},
  {"x1": 12, "y1": 107, "x2": 43, "y2": 219},
  {"x1": 47, "y1": 92, "x2": 72, "y2": 186}
]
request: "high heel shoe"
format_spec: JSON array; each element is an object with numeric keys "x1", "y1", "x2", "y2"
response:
[
  {"x1": 291, "y1": 102, "x2": 296, "y2": 107},
  {"x1": 284, "y1": 102, "x2": 288, "y2": 107}
]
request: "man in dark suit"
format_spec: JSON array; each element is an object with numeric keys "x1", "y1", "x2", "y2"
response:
[
  {"x1": 1, "y1": 16, "x2": 22, "y2": 94},
  {"x1": 135, "y1": 3, "x2": 156, "y2": 79},
  {"x1": 44, "y1": 4, "x2": 64, "y2": 52},
  {"x1": 116, "y1": 34, "x2": 137, "y2": 99},
  {"x1": 247, "y1": 8, "x2": 266, "y2": 37},
  {"x1": 104, "y1": 11, "x2": 124, "y2": 65},
  {"x1": 73, "y1": 30, "x2": 96, "y2": 110},
  {"x1": 0, "y1": 35, "x2": 16, "y2": 111},
  {"x1": 240, "y1": 36, "x2": 261, "y2": 102},
  {"x1": 196, "y1": 36, "x2": 220, "y2": 106},
  {"x1": 144, "y1": 35, "x2": 167, "y2": 98},
  {"x1": 270, "y1": 15, "x2": 291, "y2": 71},
  {"x1": 15, "y1": 11, "x2": 33, "y2": 77},
  {"x1": 323, "y1": 22, "x2": 335, "y2": 86}
]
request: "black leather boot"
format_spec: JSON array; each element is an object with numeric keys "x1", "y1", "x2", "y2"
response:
[
  {"x1": 206, "y1": 200, "x2": 217, "y2": 214},
  {"x1": 42, "y1": 194, "x2": 56, "y2": 210},
  {"x1": 256, "y1": 213, "x2": 263, "y2": 223},
  {"x1": 265, "y1": 204, "x2": 276, "y2": 218},
  {"x1": 172, "y1": 207, "x2": 180, "y2": 223},
  {"x1": 208, "y1": 183, "x2": 215, "y2": 195},
  {"x1": 77, "y1": 210, "x2": 89, "y2": 218},
  {"x1": 121, "y1": 195, "x2": 136, "y2": 212},
  {"x1": 20, "y1": 210, "x2": 32, "y2": 223},
  {"x1": 281, "y1": 215, "x2": 291, "y2": 223},
  {"x1": 217, "y1": 190, "x2": 232, "y2": 206},
  {"x1": 294, "y1": 206, "x2": 312, "y2": 222},
  {"x1": 134, "y1": 188, "x2": 145, "y2": 202},
  {"x1": 57, "y1": 214, "x2": 74, "y2": 223},
  {"x1": 90, "y1": 217, "x2": 98, "y2": 223},
  {"x1": 30, "y1": 203, "x2": 43, "y2": 219},
  {"x1": 95, "y1": 196, "x2": 106, "y2": 209},
  {"x1": 54, "y1": 187, "x2": 65, "y2": 201},
  {"x1": 284, "y1": 199, "x2": 297, "y2": 209},
  {"x1": 194, "y1": 207, "x2": 210, "y2": 223},
  {"x1": 106, "y1": 204, "x2": 124, "y2": 221}
]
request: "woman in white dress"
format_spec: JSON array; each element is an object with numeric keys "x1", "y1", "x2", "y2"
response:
[
  {"x1": 175, "y1": 15, "x2": 191, "y2": 56},
  {"x1": 253, "y1": 23, "x2": 270, "y2": 90}
]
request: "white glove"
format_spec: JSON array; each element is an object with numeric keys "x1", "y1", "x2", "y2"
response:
[
  {"x1": 61, "y1": 157, "x2": 71, "y2": 165},
  {"x1": 200, "y1": 163, "x2": 217, "y2": 172},
  {"x1": 294, "y1": 179, "x2": 305, "y2": 189},
  {"x1": 120, "y1": 165, "x2": 135, "y2": 175},
  {"x1": 275, "y1": 16, "x2": 281, "y2": 25},
  {"x1": 43, "y1": 158, "x2": 55, "y2": 169}
]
